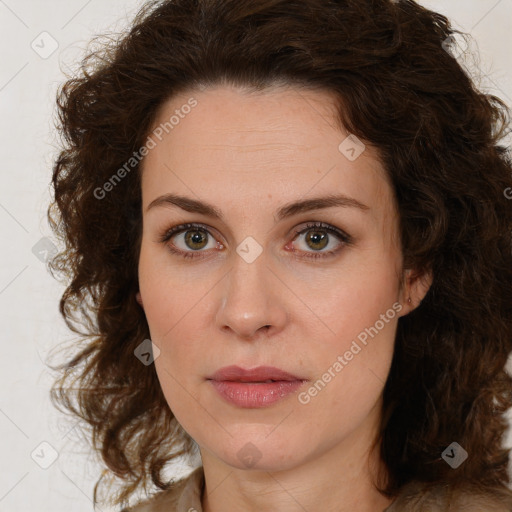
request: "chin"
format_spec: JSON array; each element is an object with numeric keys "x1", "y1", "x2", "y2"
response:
[{"x1": 206, "y1": 433, "x2": 306, "y2": 472}]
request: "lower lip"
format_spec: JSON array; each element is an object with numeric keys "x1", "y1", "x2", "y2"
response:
[{"x1": 209, "y1": 380, "x2": 305, "y2": 408}]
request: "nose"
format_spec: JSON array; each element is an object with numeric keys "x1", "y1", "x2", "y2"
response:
[{"x1": 214, "y1": 250, "x2": 288, "y2": 341}]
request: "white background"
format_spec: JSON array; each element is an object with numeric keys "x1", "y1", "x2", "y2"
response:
[{"x1": 0, "y1": 1, "x2": 511, "y2": 510}]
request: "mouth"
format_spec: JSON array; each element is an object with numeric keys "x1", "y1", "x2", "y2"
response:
[
  {"x1": 207, "y1": 365, "x2": 307, "y2": 408},
  {"x1": 207, "y1": 365, "x2": 306, "y2": 383}
]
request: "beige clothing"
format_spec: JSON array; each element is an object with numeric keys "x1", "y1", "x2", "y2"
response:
[
  {"x1": 122, "y1": 466, "x2": 512, "y2": 511},
  {"x1": 121, "y1": 466, "x2": 204, "y2": 512}
]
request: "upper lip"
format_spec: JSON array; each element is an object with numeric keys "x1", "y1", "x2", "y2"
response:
[{"x1": 208, "y1": 365, "x2": 305, "y2": 382}]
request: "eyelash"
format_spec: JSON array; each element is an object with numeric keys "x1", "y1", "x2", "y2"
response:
[{"x1": 157, "y1": 222, "x2": 352, "y2": 261}]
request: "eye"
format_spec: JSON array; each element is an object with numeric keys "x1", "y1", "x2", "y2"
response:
[
  {"x1": 158, "y1": 222, "x2": 352, "y2": 260},
  {"x1": 158, "y1": 223, "x2": 222, "y2": 259},
  {"x1": 289, "y1": 222, "x2": 351, "y2": 260}
]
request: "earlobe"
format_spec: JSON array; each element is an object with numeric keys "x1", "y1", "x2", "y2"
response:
[
  {"x1": 400, "y1": 268, "x2": 433, "y2": 315},
  {"x1": 136, "y1": 291, "x2": 144, "y2": 309}
]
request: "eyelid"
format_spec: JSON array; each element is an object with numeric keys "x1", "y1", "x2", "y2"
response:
[
  {"x1": 158, "y1": 222, "x2": 222, "y2": 245},
  {"x1": 291, "y1": 222, "x2": 351, "y2": 243},
  {"x1": 158, "y1": 221, "x2": 352, "y2": 260}
]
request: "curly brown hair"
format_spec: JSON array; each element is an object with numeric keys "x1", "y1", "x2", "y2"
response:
[{"x1": 47, "y1": 0, "x2": 512, "y2": 508}]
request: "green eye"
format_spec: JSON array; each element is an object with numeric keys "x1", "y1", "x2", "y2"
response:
[{"x1": 159, "y1": 221, "x2": 351, "y2": 261}]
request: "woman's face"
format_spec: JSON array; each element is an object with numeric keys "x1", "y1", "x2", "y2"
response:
[{"x1": 137, "y1": 84, "x2": 409, "y2": 472}]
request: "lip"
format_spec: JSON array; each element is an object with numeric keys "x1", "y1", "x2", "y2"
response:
[
  {"x1": 207, "y1": 365, "x2": 307, "y2": 408},
  {"x1": 208, "y1": 365, "x2": 305, "y2": 382}
]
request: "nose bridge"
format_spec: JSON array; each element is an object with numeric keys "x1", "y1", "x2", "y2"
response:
[{"x1": 215, "y1": 242, "x2": 286, "y2": 338}]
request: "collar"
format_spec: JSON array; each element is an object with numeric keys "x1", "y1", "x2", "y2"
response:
[{"x1": 176, "y1": 465, "x2": 205, "y2": 511}]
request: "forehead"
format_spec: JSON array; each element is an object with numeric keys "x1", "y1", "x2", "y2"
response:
[{"x1": 140, "y1": 84, "x2": 395, "y2": 224}]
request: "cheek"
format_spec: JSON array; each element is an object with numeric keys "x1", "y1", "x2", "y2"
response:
[
  {"x1": 138, "y1": 243, "x2": 192, "y2": 334},
  {"x1": 138, "y1": 245, "x2": 209, "y2": 377},
  {"x1": 305, "y1": 252, "x2": 401, "y2": 346},
  {"x1": 300, "y1": 253, "x2": 400, "y2": 403}
]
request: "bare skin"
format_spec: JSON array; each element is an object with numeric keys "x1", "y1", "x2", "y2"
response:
[{"x1": 136, "y1": 84, "x2": 431, "y2": 512}]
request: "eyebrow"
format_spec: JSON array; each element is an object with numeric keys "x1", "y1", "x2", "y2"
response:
[{"x1": 146, "y1": 193, "x2": 370, "y2": 220}]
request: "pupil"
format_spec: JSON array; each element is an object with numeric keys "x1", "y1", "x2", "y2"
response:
[
  {"x1": 187, "y1": 230, "x2": 207, "y2": 249},
  {"x1": 184, "y1": 228, "x2": 328, "y2": 252},
  {"x1": 307, "y1": 230, "x2": 327, "y2": 250}
]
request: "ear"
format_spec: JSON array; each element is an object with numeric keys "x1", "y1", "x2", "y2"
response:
[
  {"x1": 136, "y1": 291, "x2": 144, "y2": 309},
  {"x1": 398, "y1": 267, "x2": 432, "y2": 317}
]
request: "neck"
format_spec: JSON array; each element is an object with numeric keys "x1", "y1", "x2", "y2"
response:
[{"x1": 200, "y1": 402, "x2": 394, "y2": 512}]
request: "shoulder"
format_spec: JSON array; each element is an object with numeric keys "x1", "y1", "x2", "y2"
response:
[
  {"x1": 385, "y1": 480, "x2": 512, "y2": 512},
  {"x1": 121, "y1": 466, "x2": 204, "y2": 512},
  {"x1": 119, "y1": 469, "x2": 512, "y2": 511}
]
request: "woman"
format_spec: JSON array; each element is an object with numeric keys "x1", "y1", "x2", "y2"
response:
[{"x1": 47, "y1": 0, "x2": 512, "y2": 510}]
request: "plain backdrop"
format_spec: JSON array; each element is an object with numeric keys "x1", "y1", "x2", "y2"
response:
[{"x1": 0, "y1": 1, "x2": 511, "y2": 510}]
